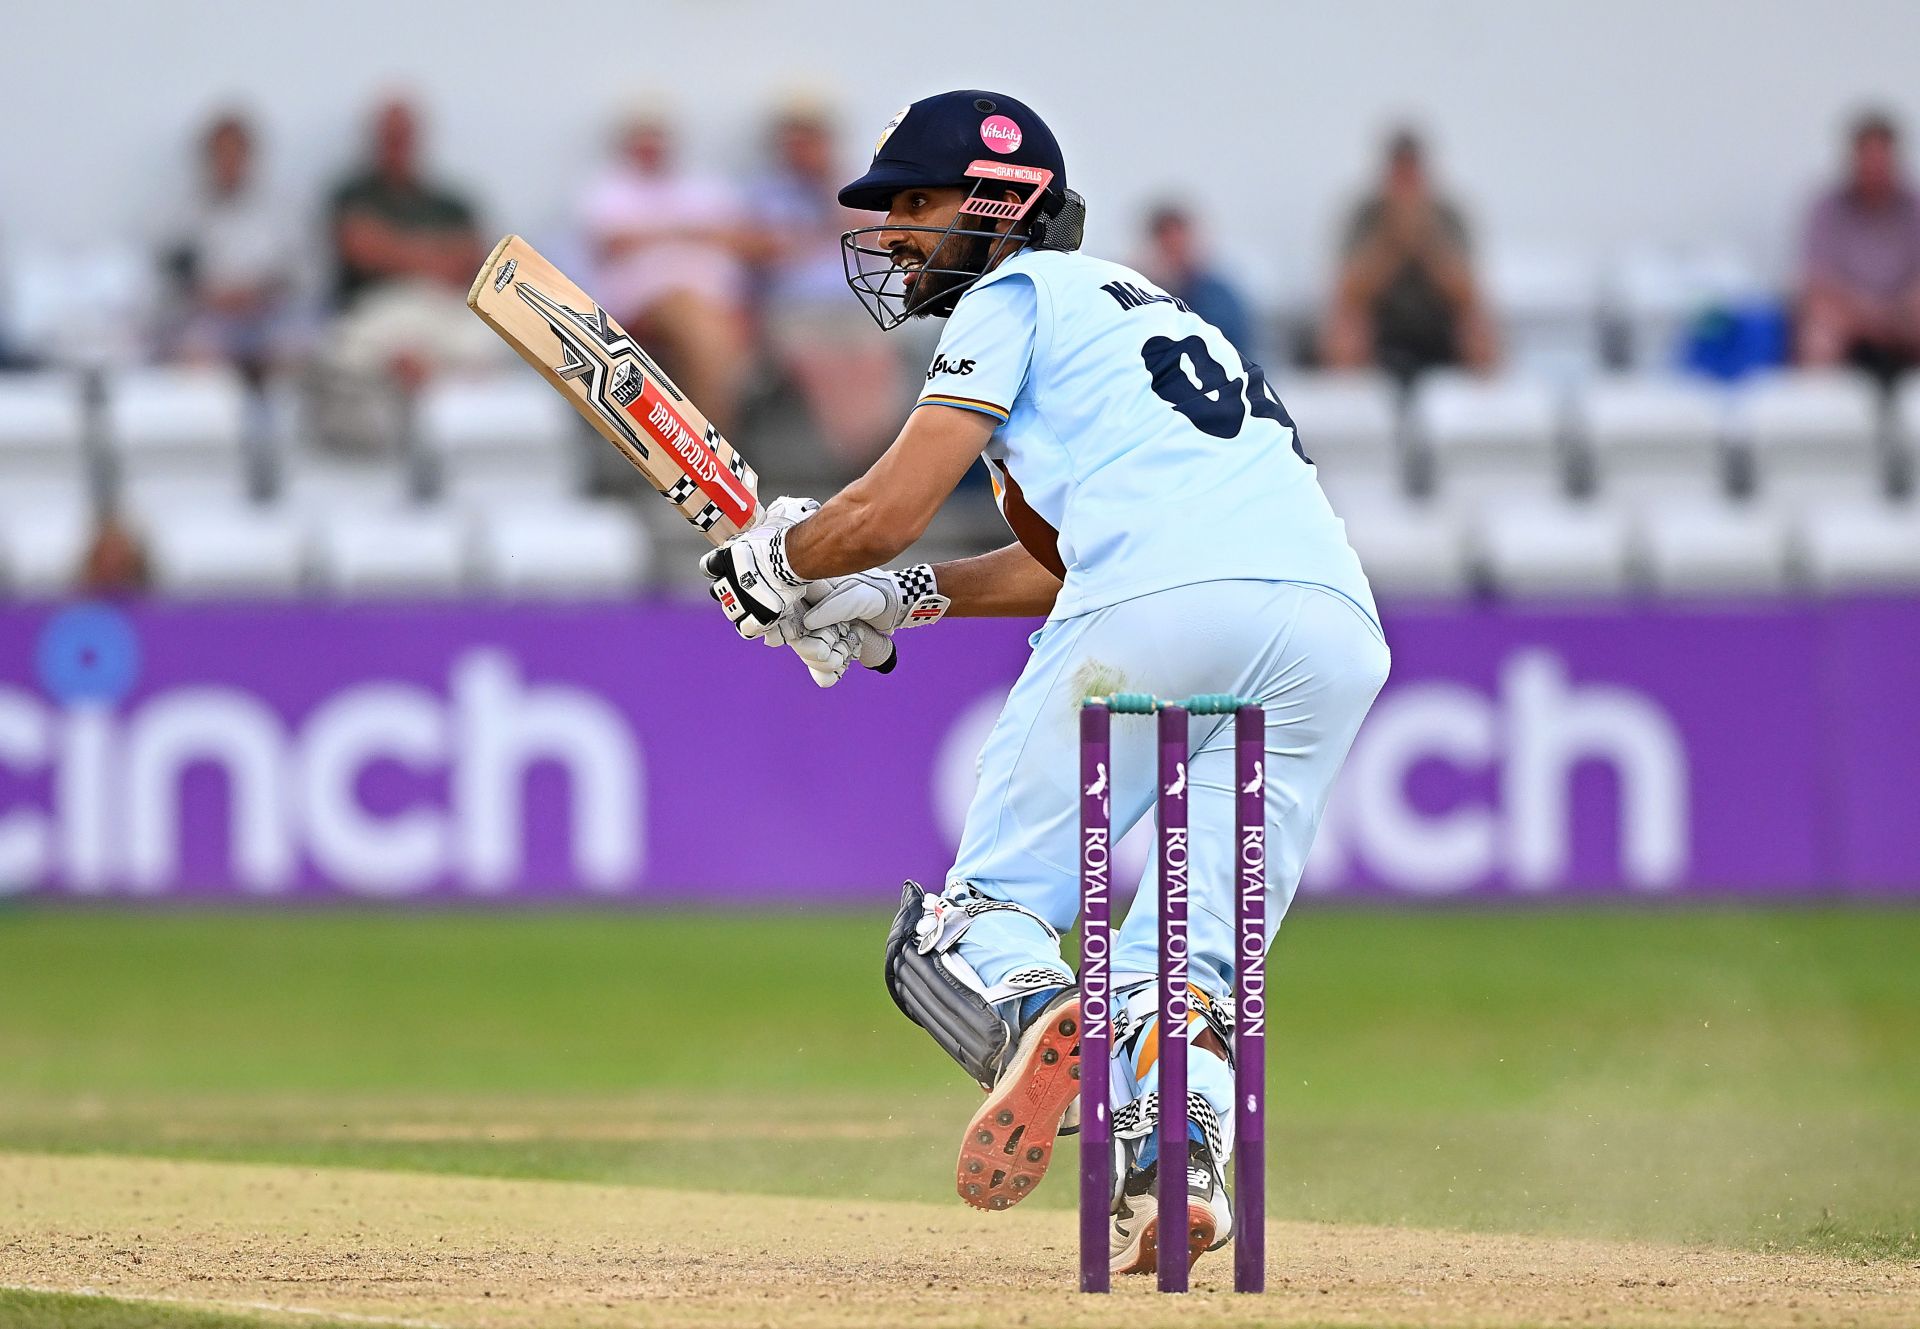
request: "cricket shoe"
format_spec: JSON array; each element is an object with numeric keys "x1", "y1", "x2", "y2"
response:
[
  {"x1": 955, "y1": 987, "x2": 1081, "y2": 1211},
  {"x1": 1110, "y1": 1131, "x2": 1232, "y2": 1278}
]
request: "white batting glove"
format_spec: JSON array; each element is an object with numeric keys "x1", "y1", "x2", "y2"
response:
[
  {"x1": 698, "y1": 496, "x2": 818, "y2": 641},
  {"x1": 789, "y1": 624, "x2": 855, "y2": 686},
  {"x1": 759, "y1": 495, "x2": 820, "y2": 530},
  {"x1": 787, "y1": 621, "x2": 896, "y2": 687},
  {"x1": 801, "y1": 564, "x2": 950, "y2": 638},
  {"x1": 783, "y1": 618, "x2": 894, "y2": 691}
]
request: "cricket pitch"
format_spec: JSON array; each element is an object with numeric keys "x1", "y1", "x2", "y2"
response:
[{"x1": 4, "y1": 1150, "x2": 1916, "y2": 1329}]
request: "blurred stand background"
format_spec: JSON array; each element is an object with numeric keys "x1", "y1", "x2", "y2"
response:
[{"x1": 0, "y1": 0, "x2": 1917, "y2": 902}]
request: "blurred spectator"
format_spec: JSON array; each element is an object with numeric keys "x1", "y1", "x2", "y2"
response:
[
  {"x1": 1322, "y1": 128, "x2": 1497, "y2": 381},
  {"x1": 579, "y1": 105, "x2": 751, "y2": 433},
  {"x1": 322, "y1": 96, "x2": 498, "y2": 398},
  {"x1": 329, "y1": 97, "x2": 481, "y2": 308},
  {"x1": 79, "y1": 512, "x2": 149, "y2": 594},
  {"x1": 1796, "y1": 110, "x2": 1920, "y2": 383},
  {"x1": 159, "y1": 110, "x2": 301, "y2": 387},
  {"x1": 747, "y1": 98, "x2": 907, "y2": 465},
  {"x1": 1140, "y1": 203, "x2": 1256, "y2": 358}
]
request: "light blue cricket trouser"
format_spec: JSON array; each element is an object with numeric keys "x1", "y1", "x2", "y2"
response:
[{"x1": 945, "y1": 579, "x2": 1390, "y2": 1151}]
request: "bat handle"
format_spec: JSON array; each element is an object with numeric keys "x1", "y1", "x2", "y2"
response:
[{"x1": 847, "y1": 622, "x2": 897, "y2": 675}]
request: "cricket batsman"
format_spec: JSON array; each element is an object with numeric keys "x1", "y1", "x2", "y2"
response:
[{"x1": 698, "y1": 90, "x2": 1390, "y2": 1278}]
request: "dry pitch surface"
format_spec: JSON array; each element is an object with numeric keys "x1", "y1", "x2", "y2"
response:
[
  {"x1": 5, "y1": 910, "x2": 1916, "y2": 1328},
  {"x1": 3, "y1": 1151, "x2": 1916, "y2": 1329}
]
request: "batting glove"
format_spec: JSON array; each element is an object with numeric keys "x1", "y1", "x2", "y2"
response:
[
  {"x1": 801, "y1": 564, "x2": 951, "y2": 638},
  {"x1": 787, "y1": 621, "x2": 897, "y2": 688},
  {"x1": 698, "y1": 496, "x2": 817, "y2": 641}
]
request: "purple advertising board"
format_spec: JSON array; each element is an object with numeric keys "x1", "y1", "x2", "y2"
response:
[{"x1": 0, "y1": 597, "x2": 1915, "y2": 903}]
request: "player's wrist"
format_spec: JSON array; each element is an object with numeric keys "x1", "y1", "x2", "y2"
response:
[
  {"x1": 776, "y1": 510, "x2": 843, "y2": 584},
  {"x1": 766, "y1": 529, "x2": 806, "y2": 590},
  {"x1": 893, "y1": 563, "x2": 951, "y2": 629},
  {"x1": 757, "y1": 497, "x2": 819, "y2": 590}
]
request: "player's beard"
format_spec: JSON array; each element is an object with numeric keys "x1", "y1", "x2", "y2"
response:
[{"x1": 898, "y1": 227, "x2": 994, "y2": 319}]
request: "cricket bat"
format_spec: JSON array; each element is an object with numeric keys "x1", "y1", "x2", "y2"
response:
[
  {"x1": 466, "y1": 235, "x2": 893, "y2": 677},
  {"x1": 466, "y1": 234, "x2": 762, "y2": 542}
]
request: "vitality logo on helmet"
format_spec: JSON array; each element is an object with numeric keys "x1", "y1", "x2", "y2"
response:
[{"x1": 979, "y1": 115, "x2": 1023, "y2": 153}]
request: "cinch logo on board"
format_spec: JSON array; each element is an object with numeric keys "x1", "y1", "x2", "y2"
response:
[
  {"x1": 1304, "y1": 650, "x2": 1690, "y2": 894},
  {"x1": 931, "y1": 649, "x2": 1691, "y2": 897},
  {"x1": 0, "y1": 605, "x2": 644, "y2": 897}
]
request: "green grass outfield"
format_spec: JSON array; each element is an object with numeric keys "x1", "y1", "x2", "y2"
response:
[
  {"x1": 0, "y1": 904, "x2": 1915, "y2": 1297},
  {"x1": 0, "y1": 1290, "x2": 320, "y2": 1329}
]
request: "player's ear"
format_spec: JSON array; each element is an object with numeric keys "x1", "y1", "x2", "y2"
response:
[{"x1": 996, "y1": 188, "x2": 1025, "y2": 234}]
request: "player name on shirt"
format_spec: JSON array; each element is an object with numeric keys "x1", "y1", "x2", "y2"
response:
[{"x1": 1099, "y1": 280, "x2": 1192, "y2": 315}]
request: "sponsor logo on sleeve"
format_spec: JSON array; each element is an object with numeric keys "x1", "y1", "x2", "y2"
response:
[{"x1": 926, "y1": 354, "x2": 977, "y2": 381}]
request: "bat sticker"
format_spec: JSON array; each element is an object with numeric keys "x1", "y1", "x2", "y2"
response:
[
  {"x1": 610, "y1": 361, "x2": 644, "y2": 408},
  {"x1": 512, "y1": 279, "x2": 755, "y2": 526},
  {"x1": 492, "y1": 258, "x2": 517, "y2": 292},
  {"x1": 513, "y1": 281, "x2": 659, "y2": 460}
]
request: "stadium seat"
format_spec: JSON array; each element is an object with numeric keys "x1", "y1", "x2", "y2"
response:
[
  {"x1": 1576, "y1": 373, "x2": 1731, "y2": 506},
  {"x1": 1734, "y1": 369, "x2": 1885, "y2": 507},
  {"x1": 1277, "y1": 370, "x2": 1407, "y2": 504},
  {"x1": 1274, "y1": 370, "x2": 1401, "y2": 457},
  {"x1": 1795, "y1": 500, "x2": 1920, "y2": 590},
  {"x1": 104, "y1": 366, "x2": 252, "y2": 512},
  {"x1": 1890, "y1": 375, "x2": 1920, "y2": 492},
  {"x1": 0, "y1": 506, "x2": 93, "y2": 595},
  {"x1": 1476, "y1": 498, "x2": 1633, "y2": 595},
  {"x1": 313, "y1": 508, "x2": 470, "y2": 596},
  {"x1": 263, "y1": 376, "x2": 418, "y2": 514},
  {"x1": 0, "y1": 373, "x2": 95, "y2": 596},
  {"x1": 474, "y1": 501, "x2": 652, "y2": 596},
  {"x1": 417, "y1": 374, "x2": 585, "y2": 508},
  {"x1": 1413, "y1": 371, "x2": 1567, "y2": 506},
  {"x1": 1607, "y1": 245, "x2": 1760, "y2": 370},
  {"x1": 1484, "y1": 247, "x2": 1602, "y2": 378},
  {"x1": 144, "y1": 503, "x2": 309, "y2": 595},
  {"x1": 1316, "y1": 469, "x2": 1409, "y2": 519},
  {"x1": 278, "y1": 455, "x2": 416, "y2": 515},
  {"x1": 1337, "y1": 497, "x2": 1473, "y2": 597},
  {"x1": 0, "y1": 372, "x2": 90, "y2": 503},
  {"x1": 4, "y1": 245, "x2": 160, "y2": 369},
  {"x1": 1633, "y1": 500, "x2": 1790, "y2": 594}
]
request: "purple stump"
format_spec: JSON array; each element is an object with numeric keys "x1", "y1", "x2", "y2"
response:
[
  {"x1": 1078, "y1": 702, "x2": 1113, "y2": 1294},
  {"x1": 1157, "y1": 704, "x2": 1191, "y2": 1293},
  {"x1": 1233, "y1": 705, "x2": 1267, "y2": 1293}
]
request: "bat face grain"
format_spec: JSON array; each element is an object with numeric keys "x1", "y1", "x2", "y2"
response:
[{"x1": 467, "y1": 235, "x2": 761, "y2": 544}]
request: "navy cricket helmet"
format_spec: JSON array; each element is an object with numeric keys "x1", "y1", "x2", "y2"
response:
[{"x1": 839, "y1": 90, "x2": 1086, "y2": 330}]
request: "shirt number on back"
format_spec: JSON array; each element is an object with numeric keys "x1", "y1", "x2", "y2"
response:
[
  {"x1": 1141, "y1": 335, "x2": 1242, "y2": 438},
  {"x1": 1139, "y1": 337, "x2": 1310, "y2": 461}
]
